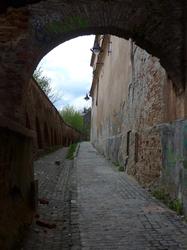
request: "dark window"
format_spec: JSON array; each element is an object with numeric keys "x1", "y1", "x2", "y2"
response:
[{"x1": 127, "y1": 130, "x2": 131, "y2": 156}]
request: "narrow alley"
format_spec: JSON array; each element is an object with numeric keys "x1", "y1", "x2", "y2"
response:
[
  {"x1": 23, "y1": 142, "x2": 187, "y2": 250},
  {"x1": 0, "y1": 2, "x2": 186, "y2": 249}
]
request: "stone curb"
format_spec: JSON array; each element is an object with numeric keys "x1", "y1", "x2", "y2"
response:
[{"x1": 73, "y1": 143, "x2": 80, "y2": 159}]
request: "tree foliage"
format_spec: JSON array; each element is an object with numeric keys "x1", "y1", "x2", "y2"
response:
[
  {"x1": 60, "y1": 106, "x2": 84, "y2": 132},
  {"x1": 33, "y1": 67, "x2": 60, "y2": 104}
]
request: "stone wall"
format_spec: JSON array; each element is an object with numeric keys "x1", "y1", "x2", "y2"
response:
[
  {"x1": 157, "y1": 120, "x2": 187, "y2": 215},
  {"x1": 0, "y1": 77, "x2": 80, "y2": 249},
  {"x1": 90, "y1": 35, "x2": 187, "y2": 215},
  {"x1": 120, "y1": 42, "x2": 166, "y2": 186},
  {"x1": 25, "y1": 78, "x2": 81, "y2": 157},
  {"x1": 0, "y1": 125, "x2": 34, "y2": 250}
]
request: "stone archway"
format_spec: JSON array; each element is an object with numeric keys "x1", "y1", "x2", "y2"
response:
[{"x1": 0, "y1": 0, "x2": 185, "y2": 125}]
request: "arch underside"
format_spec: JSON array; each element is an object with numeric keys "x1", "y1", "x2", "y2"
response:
[{"x1": 0, "y1": 0, "x2": 184, "y2": 123}]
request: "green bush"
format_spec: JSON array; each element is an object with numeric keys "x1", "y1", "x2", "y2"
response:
[{"x1": 60, "y1": 106, "x2": 83, "y2": 132}]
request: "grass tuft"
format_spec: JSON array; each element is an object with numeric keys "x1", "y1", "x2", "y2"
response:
[
  {"x1": 118, "y1": 165, "x2": 125, "y2": 172},
  {"x1": 66, "y1": 143, "x2": 77, "y2": 160},
  {"x1": 113, "y1": 161, "x2": 124, "y2": 172},
  {"x1": 152, "y1": 188, "x2": 183, "y2": 215}
]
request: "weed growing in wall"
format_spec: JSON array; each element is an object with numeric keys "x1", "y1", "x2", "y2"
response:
[{"x1": 152, "y1": 188, "x2": 183, "y2": 215}]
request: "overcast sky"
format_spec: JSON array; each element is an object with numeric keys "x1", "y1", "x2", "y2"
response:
[{"x1": 36, "y1": 35, "x2": 95, "y2": 111}]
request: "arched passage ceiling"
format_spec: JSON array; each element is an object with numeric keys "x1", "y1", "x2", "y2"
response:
[{"x1": 0, "y1": 0, "x2": 185, "y2": 122}]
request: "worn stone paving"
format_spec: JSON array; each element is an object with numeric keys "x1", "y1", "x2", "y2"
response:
[
  {"x1": 76, "y1": 142, "x2": 187, "y2": 250},
  {"x1": 23, "y1": 142, "x2": 187, "y2": 250},
  {"x1": 22, "y1": 147, "x2": 81, "y2": 250}
]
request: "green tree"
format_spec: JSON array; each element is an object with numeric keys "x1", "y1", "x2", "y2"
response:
[
  {"x1": 33, "y1": 67, "x2": 60, "y2": 104},
  {"x1": 60, "y1": 105, "x2": 83, "y2": 132}
]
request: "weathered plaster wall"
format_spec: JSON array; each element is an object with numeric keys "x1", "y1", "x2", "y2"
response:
[
  {"x1": 91, "y1": 35, "x2": 131, "y2": 156},
  {"x1": 90, "y1": 35, "x2": 187, "y2": 215},
  {"x1": 159, "y1": 120, "x2": 187, "y2": 214}
]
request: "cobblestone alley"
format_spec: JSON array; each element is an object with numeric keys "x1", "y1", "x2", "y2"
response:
[{"x1": 23, "y1": 142, "x2": 187, "y2": 250}]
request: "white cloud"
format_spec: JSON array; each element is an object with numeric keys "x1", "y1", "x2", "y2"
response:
[
  {"x1": 37, "y1": 35, "x2": 94, "y2": 110},
  {"x1": 69, "y1": 96, "x2": 91, "y2": 111}
]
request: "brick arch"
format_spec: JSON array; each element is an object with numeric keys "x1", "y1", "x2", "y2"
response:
[{"x1": 0, "y1": 1, "x2": 184, "y2": 125}]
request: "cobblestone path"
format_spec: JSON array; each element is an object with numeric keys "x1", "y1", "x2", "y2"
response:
[
  {"x1": 22, "y1": 147, "x2": 81, "y2": 250},
  {"x1": 76, "y1": 142, "x2": 187, "y2": 250},
  {"x1": 23, "y1": 142, "x2": 187, "y2": 250}
]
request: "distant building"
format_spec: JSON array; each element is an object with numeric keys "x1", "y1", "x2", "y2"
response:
[{"x1": 82, "y1": 108, "x2": 91, "y2": 141}]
